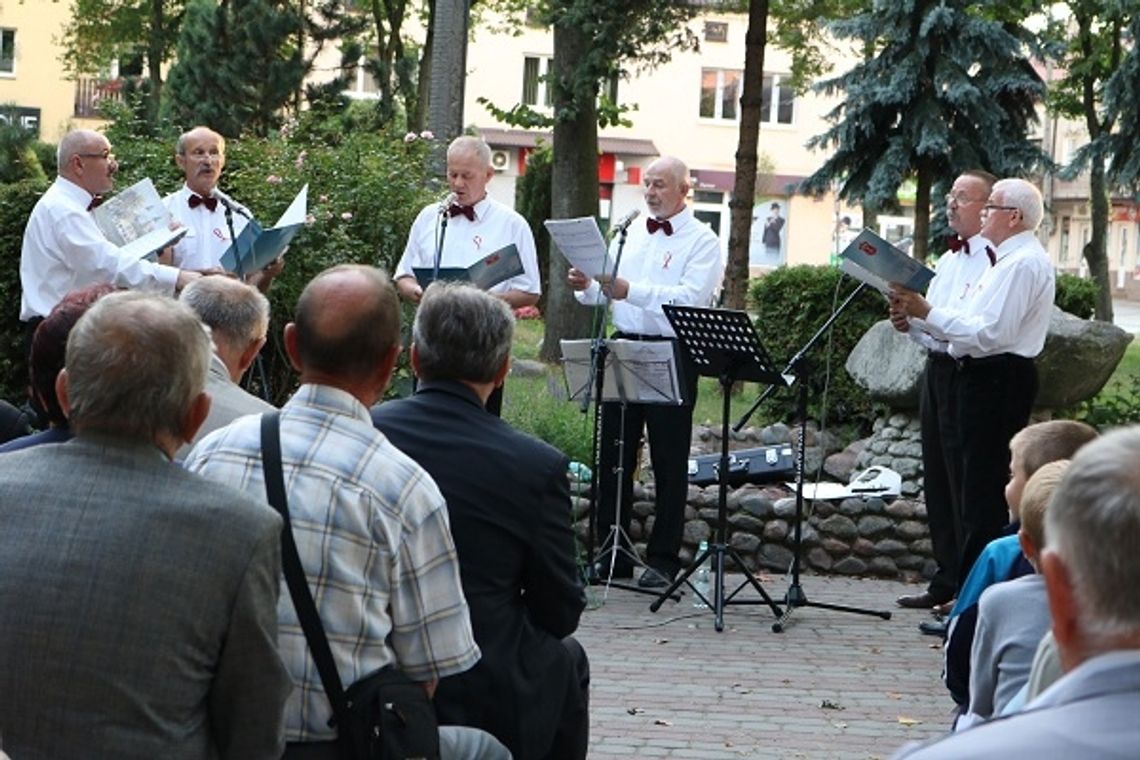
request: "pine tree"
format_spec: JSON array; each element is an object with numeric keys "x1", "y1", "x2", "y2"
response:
[
  {"x1": 1104, "y1": 14, "x2": 1140, "y2": 194},
  {"x1": 802, "y1": 0, "x2": 1048, "y2": 260},
  {"x1": 162, "y1": 0, "x2": 303, "y2": 137}
]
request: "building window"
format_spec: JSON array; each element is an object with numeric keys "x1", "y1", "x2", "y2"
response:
[
  {"x1": 704, "y1": 21, "x2": 728, "y2": 43},
  {"x1": 522, "y1": 55, "x2": 553, "y2": 108},
  {"x1": 1059, "y1": 216, "x2": 1071, "y2": 264},
  {"x1": 700, "y1": 69, "x2": 794, "y2": 125},
  {"x1": 0, "y1": 29, "x2": 15, "y2": 75}
]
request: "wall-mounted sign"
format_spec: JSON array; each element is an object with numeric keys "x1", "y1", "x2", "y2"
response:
[{"x1": 0, "y1": 106, "x2": 41, "y2": 136}]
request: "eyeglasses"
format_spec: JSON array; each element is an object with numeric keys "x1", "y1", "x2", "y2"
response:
[
  {"x1": 982, "y1": 204, "x2": 1019, "y2": 214},
  {"x1": 77, "y1": 149, "x2": 114, "y2": 161},
  {"x1": 944, "y1": 192, "x2": 985, "y2": 205}
]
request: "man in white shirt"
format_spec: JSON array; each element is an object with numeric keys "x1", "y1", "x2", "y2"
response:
[
  {"x1": 394, "y1": 135, "x2": 540, "y2": 309},
  {"x1": 890, "y1": 170, "x2": 996, "y2": 616},
  {"x1": 890, "y1": 177, "x2": 1055, "y2": 599},
  {"x1": 163, "y1": 126, "x2": 282, "y2": 291},
  {"x1": 568, "y1": 155, "x2": 724, "y2": 588},
  {"x1": 19, "y1": 129, "x2": 200, "y2": 323}
]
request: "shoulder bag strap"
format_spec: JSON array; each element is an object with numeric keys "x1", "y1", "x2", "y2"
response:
[{"x1": 260, "y1": 411, "x2": 354, "y2": 729}]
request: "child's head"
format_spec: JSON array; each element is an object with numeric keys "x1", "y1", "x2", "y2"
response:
[
  {"x1": 1018, "y1": 459, "x2": 1071, "y2": 567},
  {"x1": 1006, "y1": 420, "x2": 1098, "y2": 520}
]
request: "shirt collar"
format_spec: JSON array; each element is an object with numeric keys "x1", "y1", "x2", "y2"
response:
[
  {"x1": 651, "y1": 205, "x2": 693, "y2": 233},
  {"x1": 287, "y1": 383, "x2": 373, "y2": 425},
  {"x1": 992, "y1": 230, "x2": 1036, "y2": 263},
  {"x1": 56, "y1": 176, "x2": 100, "y2": 209}
]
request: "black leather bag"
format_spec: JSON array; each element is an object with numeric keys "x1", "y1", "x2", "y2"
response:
[
  {"x1": 261, "y1": 412, "x2": 440, "y2": 760},
  {"x1": 339, "y1": 667, "x2": 440, "y2": 760}
]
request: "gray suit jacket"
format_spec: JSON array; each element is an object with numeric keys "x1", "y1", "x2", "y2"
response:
[
  {"x1": 0, "y1": 434, "x2": 292, "y2": 759},
  {"x1": 894, "y1": 650, "x2": 1140, "y2": 759},
  {"x1": 176, "y1": 354, "x2": 275, "y2": 461}
]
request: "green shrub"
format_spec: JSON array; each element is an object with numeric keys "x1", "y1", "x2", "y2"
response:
[
  {"x1": 748, "y1": 265, "x2": 884, "y2": 432},
  {"x1": 502, "y1": 373, "x2": 594, "y2": 464},
  {"x1": 1054, "y1": 272, "x2": 1097, "y2": 319},
  {"x1": 0, "y1": 179, "x2": 49, "y2": 404},
  {"x1": 515, "y1": 143, "x2": 552, "y2": 314}
]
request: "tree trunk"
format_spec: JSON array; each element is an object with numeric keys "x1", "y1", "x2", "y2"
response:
[
  {"x1": 912, "y1": 164, "x2": 932, "y2": 262},
  {"x1": 723, "y1": 0, "x2": 768, "y2": 311},
  {"x1": 427, "y1": 0, "x2": 468, "y2": 176},
  {"x1": 1086, "y1": 157, "x2": 1114, "y2": 322},
  {"x1": 540, "y1": 16, "x2": 598, "y2": 363},
  {"x1": 146, "y1": 0, "x2": 165, "y2": 128},
  {"x1": 413, "y1": 0, "x2": 435, "y2": 132}
]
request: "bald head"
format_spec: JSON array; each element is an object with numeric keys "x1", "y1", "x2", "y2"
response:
[
  {"x1": 644, "y1": 155, "x2": 691, "y2": 219},
  {"x1": 57, "y1": 129, "x2": 117, "y2": 196},
  {"x1": 290, "y1": 265, "x2": 401, "y2": 390}
]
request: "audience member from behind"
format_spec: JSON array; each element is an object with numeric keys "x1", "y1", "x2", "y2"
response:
[
  {"x1": 374, "y1": 282, "x2": 590, "y2": 760},
  {"x1": 0, "y1": 283, "x2": 115, "y2": 452},
  {"x1": 894, "y1": 425, "x2": 1140, "y2": 759},
  {"x1": 943, "y1": 420, "x2": 1097, "y2": 706},
  {"x1": 176, "y1": 276, "x2": 274, "y2": 458},
  {"x1": 0, "y1": 292, "x2": 291, "y2": 759},
  {"x1": 186, "y1": 266, "x2": 507, "y2": 758},
  {"x1": 962, "y1": 459, "x2": 1070, "y2": 726}
]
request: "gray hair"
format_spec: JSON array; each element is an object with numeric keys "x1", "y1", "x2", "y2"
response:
[
  {"x1": 180, "y1": 276, "x2": 269, "y2": 353},
  {"x1": 993, "y1": 178, "x2": 1044, "y2": 231},
  {"x1": 56, "y1": 129, "x2": 103, "y2": 171},
  {"x1": 65, "y1": 292, "x2": 211, "y2": 441},
  {"x1": 1045, "y1": 425, "x2": 1140, "y2": 641},
  {"x1": 448, "y1": 135, "x2": 492, "y2": 168},
  {"x1": 413, "y1": 283, "x2": 514, "y2": 384},
  {"x1": 176, "y1": 126, "x2": 226, "y2": 156}
]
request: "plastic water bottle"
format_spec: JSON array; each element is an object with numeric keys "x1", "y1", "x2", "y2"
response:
[{"x1": 692, "y1": 540, "x2": 710, "y2": 608}]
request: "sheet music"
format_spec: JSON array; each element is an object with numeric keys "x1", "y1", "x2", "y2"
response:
[
  {"x1": 608, "y1": 340, "x2": 682, "y2": 404},
  {"x1": 91, "y1": 178, "x2": 185, "y2": 259},
  {"x1": 544, "y1": 217, "x2": 611, "y2": 278},
  {"x1": 559, "y1": 339, "x2": 681, "y2": 405},
  {"x1": 840, "y1": 229, "x2": 934, "y2": 293},
  {"x1": 219, "y1": 184, "x2": 307, "y2": 273}
]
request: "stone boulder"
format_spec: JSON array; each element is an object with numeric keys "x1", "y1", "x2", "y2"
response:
[{"x1": 846, "y1": 308, "x2": 1133, "y2": 409}]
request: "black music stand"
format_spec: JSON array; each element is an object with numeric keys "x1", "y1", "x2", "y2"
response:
[
  {"x1": 648, "y1": 306, "x2": 785, "y2": 631},
  {"x1": 734, "y1": 281, "x2": 892, "y2": 632}
]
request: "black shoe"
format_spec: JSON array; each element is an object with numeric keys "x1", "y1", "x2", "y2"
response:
[
  {"x1": 897, "y1": 591, "x2": 952, "y2": 610},
  {"x1": 590, "y1": 559, "x2": 633, "y2": 581},
  {"x1": 637, "y1": 567, "x2": 673, "y2": 589},
  {"x1": 919, "y1": 619, "x2": 948, "y2": 638}
]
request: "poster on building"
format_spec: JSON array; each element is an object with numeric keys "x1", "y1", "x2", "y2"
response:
[{"x1": 749, "y1": 199, "x2": 787, "y2": 267}]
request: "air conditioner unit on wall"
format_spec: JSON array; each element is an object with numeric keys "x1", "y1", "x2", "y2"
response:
[{"x1": 491, "y1": 150, "x2": 510, "y2": 172}]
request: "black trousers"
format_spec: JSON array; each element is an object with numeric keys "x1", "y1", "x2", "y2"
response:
[
  {"x1": 920, "y1": 353, "x2": 963, "y2": 602},
  {"x1": 955, "y1": 354, "x2": 1036, "y2": 584},
  {"x1": 548, "y1": 637, "x2": 590, "y2": 760},
  {"x1": 596, "y1": 336, "x2": 697, "y2": 577}
]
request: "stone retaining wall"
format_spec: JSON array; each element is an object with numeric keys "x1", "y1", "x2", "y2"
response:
[{"x1": 572, "y1": 413, "x2": 936, "y2": 582}]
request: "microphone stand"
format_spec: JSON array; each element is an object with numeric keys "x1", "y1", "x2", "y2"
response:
[
  {"x1": 432, "y1": 206, "x2": 449, "y2": 285},
  {"x1": 585, "y1": 221, "x2": 671, "y2": 599},
  {"x1": 222, "y1": 199, "x2": 272, "y2": 402}
]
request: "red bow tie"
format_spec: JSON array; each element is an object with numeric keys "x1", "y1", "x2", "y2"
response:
[
  {"x1": 189, "y1": 193, "x2": 218, "y2": 212},
  {"x1": 87, "y1": 196, "x2": 104, "y2": 211},
  {"x1": 946, "y1": 234, "x2": 969, "y2": 253},
  {"x1": 447, "y1": 203, "x2": 475, "y2": 221},
  {"x1": 985, "y1": 245, "x2": 996, "y2": 266},
  {"x1": 647, "y1": 218, "x2": 673, "y2": 236}
]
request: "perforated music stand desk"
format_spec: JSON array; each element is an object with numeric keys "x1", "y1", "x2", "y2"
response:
[{"x1": 649, "y1": 306, "x2": 787, "y2": 630}]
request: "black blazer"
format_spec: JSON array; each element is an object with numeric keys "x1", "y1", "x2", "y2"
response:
[{"x1": 373, "y1": 380, "x2": 586, "y2": 760}]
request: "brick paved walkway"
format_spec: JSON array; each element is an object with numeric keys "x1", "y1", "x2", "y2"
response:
[{"x1": 576, "y1": 572, "x2": 956, "y2": 759}]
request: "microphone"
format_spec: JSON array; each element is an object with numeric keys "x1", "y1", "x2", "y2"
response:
[
  {"x1": 214, "y1": 190, "x2": 252, "y2": 220},
  {"x1": 438, "y1": 192, "x2": 457, "y2": 215},
  {"x1": 612, "y1": 208, "x2": 641, "y2": 234}
]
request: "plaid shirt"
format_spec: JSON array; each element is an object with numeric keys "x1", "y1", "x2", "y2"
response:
[{"x1": 186, "y1": 384, "x2": 480, "y2": 742}]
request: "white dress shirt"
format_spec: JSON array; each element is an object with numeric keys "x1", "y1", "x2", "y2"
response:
[
  {"x1": 574, "y1": 206, "x2": 724, "y2": 337},
  {"x1": 395, "y1": 195, "x2": 541, "y2": 296},
  {"x1": 20, "y1": 177, "x2": 180, "y2": 320},
  {"x1": 922, "y1": 230, "x2": 1055, "y2": 359},
  {"x1": 906, "y1": 234, "x2": 994, "y2": 353},
  {"x1": 163, "y1": 184, "x2": 251, "y2": 270}
]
